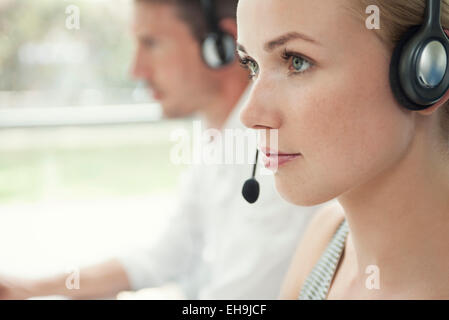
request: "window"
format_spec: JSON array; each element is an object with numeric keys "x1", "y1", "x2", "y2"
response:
[{"x1": 0, "y1": 0, "x2": 187, "y2": 281}]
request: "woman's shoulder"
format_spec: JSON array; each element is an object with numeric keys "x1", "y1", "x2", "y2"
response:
[{"x1": 279, "y1": 201, "x2": 346, "y2": 300}]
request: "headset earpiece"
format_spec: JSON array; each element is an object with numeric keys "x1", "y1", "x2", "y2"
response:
[
  {"x1": 390, "y1": 0, "x2": 449, "y2": 110},
  {"x1": 200, "y1": 0, "x2": 236, "y2": 69},
  {"x1": 390, "y1": 26, "x2": 424, "y2": 110},
  {"x1": 202, "y1": 31, "x2": 236, "y2": 69}
]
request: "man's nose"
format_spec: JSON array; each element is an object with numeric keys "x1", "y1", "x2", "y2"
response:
[{"x1": 130, "y1": 48, "x2": 152, "y2": 80}]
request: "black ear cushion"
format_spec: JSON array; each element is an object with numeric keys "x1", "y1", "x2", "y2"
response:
[
  {"x1": 220, "y1": 32, "x2": 237, "y2": 64},
  {"x1": 389, "y1": 25, "x2": 422, "y2": 110},
  {"x1": 201, "y1": 32, "x2": 235, "y2": 69}
]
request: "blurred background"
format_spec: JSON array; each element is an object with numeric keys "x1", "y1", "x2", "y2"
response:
[{"x1": 0, "y1": 0, "x2": 189, "y2": 280}]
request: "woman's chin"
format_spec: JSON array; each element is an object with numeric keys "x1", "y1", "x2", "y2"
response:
[{"x1": 274, "y1": 176, "x2": 332, "y2": 207}]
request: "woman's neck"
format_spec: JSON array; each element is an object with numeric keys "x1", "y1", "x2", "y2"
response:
[{"x1": 337, "y1": 117, "x2": 449, "y2": 296}]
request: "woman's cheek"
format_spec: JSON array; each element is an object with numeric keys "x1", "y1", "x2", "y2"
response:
[{"x1": 313, "y1": 85, "x2": 412, "y2": 193}]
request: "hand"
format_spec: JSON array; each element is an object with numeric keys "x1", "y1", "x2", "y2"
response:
[
  {"x1": 0, "y1": 276, "x2": 37, "y2": 300},
  {"x1": 116, "y1": 283, "x2": 186, "y2": 300}
]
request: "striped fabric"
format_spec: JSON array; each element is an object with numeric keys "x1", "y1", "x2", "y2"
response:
[{"x1": 298, "y1": 219, "x2": 349, "y2": 300}]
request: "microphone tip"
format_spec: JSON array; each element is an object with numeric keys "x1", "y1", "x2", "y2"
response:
[{"x1": 242, "y1": 178, "x2": 260, "y2": 204}]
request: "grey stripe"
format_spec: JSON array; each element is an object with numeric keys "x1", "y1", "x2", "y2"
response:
[{"x1": 298, "y1": 219, "x2": 349, "y2": 300}]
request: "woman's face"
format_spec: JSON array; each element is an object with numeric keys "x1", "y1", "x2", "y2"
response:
[{"x1": 237, "y1": 0, "x2": 416, "y2": 206}]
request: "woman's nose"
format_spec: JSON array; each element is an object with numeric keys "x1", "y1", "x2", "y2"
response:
[{"x1": 240, "y1": 85, "x2": 282, "y2": 130}]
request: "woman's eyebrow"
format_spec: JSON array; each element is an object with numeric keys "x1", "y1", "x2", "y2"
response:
[
  {"x1": 236, "y1": 43, "x2": 247, "y2": 53},
  {"x1": 264, "y1": 32, "x2": 321, "y2": 52},
  {"x1": 237, "y1": 31, "x2": 321, "y2": 55}
]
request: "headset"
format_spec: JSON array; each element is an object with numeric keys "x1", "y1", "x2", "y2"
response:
[
  {"x1": 200, "y1": 0, "x2": 236, "y2": 69},
  {"x1": 390, "y1": 0, "x2": 449, "y2": 110},
  {"x1": 243, "y1": 0, "x2": 449, "y2": 204}
]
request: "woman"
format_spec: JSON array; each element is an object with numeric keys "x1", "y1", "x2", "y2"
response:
[{"x1": 236, "y1": 0, "x2": 449, "y2": 299}]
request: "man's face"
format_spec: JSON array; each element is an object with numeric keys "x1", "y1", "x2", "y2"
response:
[{"x1": 132, "y1": 2, "x2": 219, "y2": 118}]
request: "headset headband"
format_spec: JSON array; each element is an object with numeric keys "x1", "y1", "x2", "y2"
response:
[
  {"x1": 425, "y1": 0, "x2": 441, "y2": 30},
  {"x1": 201, "y1": 0, "x2": 220, "y2": 35}
]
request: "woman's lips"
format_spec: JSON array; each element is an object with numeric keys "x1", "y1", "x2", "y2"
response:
[{"x1": 259, "y1": 148, "x2": 302, "y2": 171}]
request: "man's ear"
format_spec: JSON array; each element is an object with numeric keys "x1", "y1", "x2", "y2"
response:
[
  {"x1": 219, "y1": 18, "x2": 238, "y2": 39},
  {"x1": 418, "y1": 28, "x2": 449, "y2": 116}
]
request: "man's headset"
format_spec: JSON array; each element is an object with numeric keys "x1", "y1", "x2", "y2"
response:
[
  {"x1": 200, "y1": 0, "x2": 236, "y2": 69},
  {"x1": 242, "y1": 0, "x2": 449, "y2": 204}
]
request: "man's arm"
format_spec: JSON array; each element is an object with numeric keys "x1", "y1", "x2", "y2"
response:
[
  {"x1": 0, "y1": 258, "x2": 130, "y2": 300},
  {"x1": 0, "y1": 168, "x2": 203, "y2": 300},
  {"x1": 115, "y1": 168, "x2": 205, "y2": 298}
]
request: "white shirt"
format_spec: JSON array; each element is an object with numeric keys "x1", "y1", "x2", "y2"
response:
[{"x1": 118, "y1": 88, "x2": 323, "y2": 299}]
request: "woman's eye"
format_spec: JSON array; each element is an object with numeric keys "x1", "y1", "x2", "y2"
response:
[
  {"x1": 290, "y1": 56, "x2": 311, "y2": 73},
  {"x1": 247, "y1": 60, "x2": 259, "y2": 77},
  {"x1": 239, "y1": 57, "x2": 259, "y2": 79}
]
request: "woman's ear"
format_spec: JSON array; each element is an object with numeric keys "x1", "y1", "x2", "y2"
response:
[
  {"x1": 417, "y1": 28, "x2": 449, "y2": 116},
  {"x1": 417, "y1": 97, "x2": 449, "y2": 116}
]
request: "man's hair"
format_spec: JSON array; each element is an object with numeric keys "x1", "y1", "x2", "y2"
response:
[{"x1": 135, "y1": 0, "x2": 239, "y2": 43}]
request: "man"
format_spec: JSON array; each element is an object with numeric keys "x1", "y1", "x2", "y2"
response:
[{"x1": 0, "y1": 0, "x2": 318, "y2": 299}]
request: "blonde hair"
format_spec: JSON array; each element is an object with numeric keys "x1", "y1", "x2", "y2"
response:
[{"x1": 352, "y1": 0, "x2": 449, "y2": 147}]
